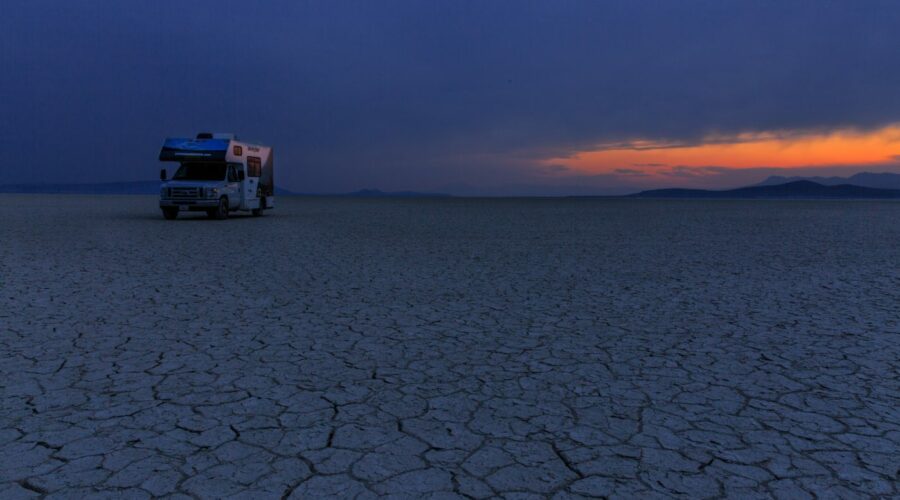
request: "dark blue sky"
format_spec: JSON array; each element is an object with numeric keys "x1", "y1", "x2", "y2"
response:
[{"x1": 3, "y1": 1, "x2": 900, "y2": 194}]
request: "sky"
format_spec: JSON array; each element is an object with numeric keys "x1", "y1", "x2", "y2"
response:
[{"x1": 3, "y1": 1, "x2": 900, "y2": 195}]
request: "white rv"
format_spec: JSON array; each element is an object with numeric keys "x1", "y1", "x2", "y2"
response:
[{"x1": 158, "y1": 132, "x2": 274, "y2": 220}]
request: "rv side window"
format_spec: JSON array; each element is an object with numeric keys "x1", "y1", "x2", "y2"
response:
[
  {"x1": 227, "y1": 165, "x2": 238, "y2": 182},
  {"x1": 248, "y1": 157, "x2": 261, "y2": 177}
]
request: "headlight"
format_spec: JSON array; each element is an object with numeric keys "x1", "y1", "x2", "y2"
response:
[{"x1": 207, "y1": 187, "x2": 219, "y2": 198}]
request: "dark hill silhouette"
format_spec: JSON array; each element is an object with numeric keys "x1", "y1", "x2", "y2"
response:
[
  {"x1": 286, "y1": 189, "x2": 452, "y2": 197},
  {"x1": 0, "y1": 181, "x2": 298, "y2": 196},
  {"x1": 0, "y1": 181, "x2": 161, "y2": 195},
  {"x1": 756, "y1": 171, "x2": 900, "y2": 190},
  {"x1": 342, "y1": 189, "x2": 452, "y2": 198},
  {"x1": 0, "y1": 182, "x2": 455, "y2": 197},
  {"x1": 631, "y1": 180, "x2": 900, "y2": 199}
]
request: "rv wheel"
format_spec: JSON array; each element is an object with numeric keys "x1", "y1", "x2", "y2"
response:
[
  {"x1": 252, "y1": 198, "x2": 265, "y2": 216},
  {"x1": 162, "y1": 207, "x2": 178, "y2": 220},
  {"x1": 210, "y1": 197, "x2": 229, "y2": 220}
]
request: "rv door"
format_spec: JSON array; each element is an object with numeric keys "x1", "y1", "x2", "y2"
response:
[
  {"x1": 247, "y1": 156, "x2": 262, "y2": 209},
  {"x1": 226, "y1": 164, "x2": 242, "y2": 209},
  {"x1": 244, "y1": 168, "x2": 258, "y2": 209}
]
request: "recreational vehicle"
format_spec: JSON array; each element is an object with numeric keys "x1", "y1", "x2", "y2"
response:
[{"x1": 158, "y1": 133, "x2": 274, "y2": 219}]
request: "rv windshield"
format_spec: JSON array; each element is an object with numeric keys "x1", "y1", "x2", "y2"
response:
[{"x1": 172, "y1": 163, "x2": 227, "y2": 181}]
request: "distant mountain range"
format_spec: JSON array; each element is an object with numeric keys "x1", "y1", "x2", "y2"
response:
[
  {"x1": 5, "y1": 172, "x2": 900, "y2": 199},
  {"x1": 327, "y1": 189, "x2": 452, "y2": 198},
  {"x1": 0, "y1": 181, "x2": 301, "y2": 196},
  {"x1": 0, "y1": 181, "x2": 163, "y2": 195},
  {"x1": 755, "y1": 172, "x2": 900, "y2": 190},
  {"x1": 0, "y1": 182, "x2": 448, "y2": 198},
  {"x1": 631, "y1": 180, "x2": 900, "y2": 199}
]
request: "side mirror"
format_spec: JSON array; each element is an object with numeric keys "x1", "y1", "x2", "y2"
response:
[
  {"x1": 237, "y1": 171, "x2": 245, "y2": 181},
  {"x1": 160, "y1": 169, "x2": 167, "y2": 181}
]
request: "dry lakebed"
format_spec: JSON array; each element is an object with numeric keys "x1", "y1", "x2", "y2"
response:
[{"x1": 1, "y1": 194, "x2": 899, "y2": 498}]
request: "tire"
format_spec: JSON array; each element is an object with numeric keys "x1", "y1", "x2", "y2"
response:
[
  {"x1": 162, "y1": 207, "x2": 178, "y2": 220},
  {"x1": 209, "y1": 197, "x2": 228, "y2": 220},
  {"x1": 252, "y1": 197, "x2": 265, "y2": 217}
]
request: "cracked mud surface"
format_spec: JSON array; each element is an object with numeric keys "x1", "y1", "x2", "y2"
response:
[{"x1": 1, "y1": 195, "x2": 899, "y2": 498}]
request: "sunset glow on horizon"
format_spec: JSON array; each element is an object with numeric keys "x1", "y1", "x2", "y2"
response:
[{"x1": 546, "y1": 125, "x2": 900, "y2": 178}]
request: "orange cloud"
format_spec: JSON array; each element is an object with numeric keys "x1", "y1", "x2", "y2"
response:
[{"x1": 544, "y1": 125, "x2": 900, "y2": 176}]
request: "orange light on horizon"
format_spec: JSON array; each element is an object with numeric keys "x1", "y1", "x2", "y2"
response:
[{"x1": 545, "y1": 125, "x2": 900, "y2": 176}]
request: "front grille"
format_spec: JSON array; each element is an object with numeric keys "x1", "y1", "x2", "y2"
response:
[{"x1": 170, "y1": 187, "x2": 201, "y2": 199}]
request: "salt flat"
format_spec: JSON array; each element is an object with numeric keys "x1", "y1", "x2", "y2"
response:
[{"x1": 1, "y1": 194, "x2": 899, "y2": 498}]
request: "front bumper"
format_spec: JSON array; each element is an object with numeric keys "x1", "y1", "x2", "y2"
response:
[{"x1": 160, "y1": 199, "x2": 219, "y2": 209}]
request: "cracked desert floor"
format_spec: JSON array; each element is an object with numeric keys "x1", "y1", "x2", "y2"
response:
[{"x1": 2, "y1": 194, "x2": 899, "y2": 498}]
